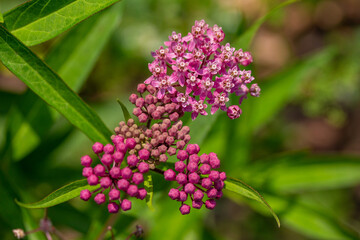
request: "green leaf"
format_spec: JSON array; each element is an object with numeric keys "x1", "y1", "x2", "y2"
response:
[
  {"x1": 0, "y1": 12, "x2": 3, "y2": 23},
  {"x1": 224, "y1": 177, "x2": 280, "y2": 227},
  {"x1": 245, "y1": 193, "x2": 359, "y2": 240},
  {"x1": 0, "y1": 25, "x2": 112, "y2": 144},
  {"x1": 16, "y1": 179, "x2": 99, "y2": 208},
  {"x1": 117, "y1": 98, "x2": 131, "y2": 122},
  {"x1": 6, "y1": 4, "x2": 123, "y2": 160},
  {"x1": 3, "y1": 0, "x2": 121, "y2": 46},
  {"x1": 233, "y1": 0, "x2": 299, "y2": 48},
  {"x1": 0, "y1": 174, "x2": 23, "y2": 228},
  {"x1": 46, "y1": 4, "x2": 123, "y2": 92},
  {"x1": 144, "y1": 174, "x2": 155, "y2": 211},
  {"x1": 243, "y1": 153, "x2": 360, "y2": 193},
  {"x1": 6, "y1": 101, "x2": 54, "y2": 160}
]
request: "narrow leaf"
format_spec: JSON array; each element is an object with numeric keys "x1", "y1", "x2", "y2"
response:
[
  {"x1": 224, "y1": 177, "x2": 280, "y2": 227},
  {"x1": 3, "y1": 0, "x2": 121, "y2": 46},
  {"x1": 6, "y1": 4, "x2": 123, "y2": 160},
  {"x1": 243, "y1": 153, "x2": 360, "y2": 193},
  {"x1": 144, "y1": 174, "x2": 155, "y2": 211},
  {"x1": 0, "y1": 25, "x2": 112, "y2": 144},
  {"x1": 16, "y1": 179, "x2": 99, "y2": 208},
  {"x1": 117, "y1": 98, "x2": 131, "y2": 122},
  {"x1": 0, "y1": 12, "x2": 3, "y2": 23},
  {"x1": 234, "y1": 0, "x2": 299, "y2": 48}
]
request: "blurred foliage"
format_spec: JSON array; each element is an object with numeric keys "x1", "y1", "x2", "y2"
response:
[{"x1": 1, "y1": 0, "x2": 360, "y2": 240}]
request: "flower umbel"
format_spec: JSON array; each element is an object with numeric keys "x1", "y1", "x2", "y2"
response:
[
  {"x1": 132, "y1": 19, "x2": 259, "y2": 121},
  {"x1": 79, "y1": 19, "x2": 259, "y2": 215}
]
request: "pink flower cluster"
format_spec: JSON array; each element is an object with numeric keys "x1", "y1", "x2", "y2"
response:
[
  {"x1": 79, "y1": 136, "x2": 149, "y2": 213},
  {"x1": 142, "y1": 19, "x2": 259, "y2": 120},
  {"x1": 79, "y1": 20, "x2": 259, "y2": 215},
  {"x1": 164, "y1": 144, "x2": 226, "y2": 214}
]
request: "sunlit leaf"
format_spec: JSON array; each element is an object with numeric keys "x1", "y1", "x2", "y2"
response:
[
  {"x1": 3, "y1": 0, "x2": 121, "y2": 46},
  {"x1": 0, "y1": 25, "x2": 112, "y2": 144},
  {"x1": 224, "y1": 177, "x2": 280, "y2": 227},
  {"x1": 16, "y1": 179, "x2": 99, "y2": 208},
  {"x1": 5, "y1": 4, "x2": 123, "y2": 160}
]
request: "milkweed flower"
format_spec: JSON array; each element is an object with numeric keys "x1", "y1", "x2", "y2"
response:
[
  {"x1": 132, "y1": 19, "x2": 259, "y2": 121},
  {"x1": 79, "y1": 19, "x2": 256, "y2": 215}
]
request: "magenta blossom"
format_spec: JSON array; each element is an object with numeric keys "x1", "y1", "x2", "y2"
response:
[
  {"x1": 152, "y1": 75, "x2": 177, "y2": 99},
  {"x1": 190, "y1": 99, "x2": 208, "y2": 120},
  {"x1": 136, "y1": 19, "x2": 259, "y2": 120}
]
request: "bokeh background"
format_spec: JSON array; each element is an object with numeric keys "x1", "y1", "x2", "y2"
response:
[{"x1": 1, "y1": 0, "x2": 360, "y2": 239}]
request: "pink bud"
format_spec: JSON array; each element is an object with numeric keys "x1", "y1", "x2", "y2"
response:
[
  {"x1": 138, "y1": 162, "x2": 150, "y2": 173},
  {"x1": 121, "y1": 199, "x2": 132, "y2": 211},
  {"x1": 129, "y1": 93, "x2": 138, "y2": 104},
  {"x1": 80, "y1": 189, "x2": 91, "y2": 201},
  {"x1": 179, "y1": 204, "x2": 191, "y2": 215},
  {"x1": 81, "y1": 155, "x2": 92, "y2": 167},
  {"x1": 92, "y1": 142, "x2": 103, "y2": 154},
  {"x1": 103, "y1": 144, "x2": 115, "y2": 154},
  {"x1": 94, "y1": 193, "x2": 106, "y2": 204},
  {"x1": 137, "y1": 83, "x2": 146, "y2": 93},
  {"x1": 108, "y1": 202, "x2": 119, "y2": 213},
  {"x1": 138, "y1": 149, "x2": 150, "y2": 160},
  {"x1": 164, "y1": 169, "x2": 176, "y2": 181}
]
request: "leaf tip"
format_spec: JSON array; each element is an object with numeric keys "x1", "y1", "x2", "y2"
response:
[
  {"x1": 14, "y1": 198, "x2": 26, "y2": 208},
  {"x1": 116, "y1": 98, "x2": 131, "y2": 122}
]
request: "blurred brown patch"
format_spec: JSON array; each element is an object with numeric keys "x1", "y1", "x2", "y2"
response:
[
  {"x1": 314, "y1": 1, "x2": 344, "y2": 30},
  {"x1": 0, "y1": 74, "x2": 27, "y2": 94},
  {"x1": 252, "y1": 29, "x2": 291, "y2": 77},
  {"x1": 291, "y1": 118, "x2": 341, "y2": 151},
  {"x1": 339, "y1": 0, "x2": 360, "y2": 22},
  {"x1": 284, "y1": 4, "x2": 312, "y2": 38},
  {"x1": 342, "y1": 107, "x2": 360, "y2": 154},
  {"x1": 219, "y1": 0, "x2": 267, "y2": 19},
  {"x1": 294, "y1": 30, "x2": 324, "y2": 56}
]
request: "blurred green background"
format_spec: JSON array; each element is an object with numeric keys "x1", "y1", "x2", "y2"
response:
[{"x1": 1, "y1": 0, "x2": 360, "y2": 239}]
